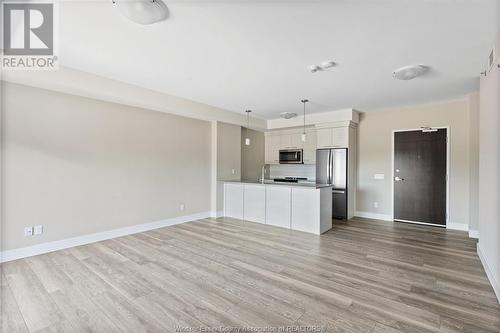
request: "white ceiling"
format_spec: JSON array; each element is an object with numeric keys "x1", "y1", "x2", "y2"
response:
[{"x1": 60, "y1": 0, "x2": 498, "y2": 119}]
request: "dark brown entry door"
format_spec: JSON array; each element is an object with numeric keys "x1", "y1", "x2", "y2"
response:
[{"x1": 394, "y1": 129, "x2": 447, "y2": 226}]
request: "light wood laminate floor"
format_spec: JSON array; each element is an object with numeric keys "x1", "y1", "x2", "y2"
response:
[{"x1": 2, "y1": 217, "x2": 499, "y2": 333}]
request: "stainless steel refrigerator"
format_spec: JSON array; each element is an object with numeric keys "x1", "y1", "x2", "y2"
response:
[{"x1": 316, "y1": 148, "x2": 348, "y2": 219}]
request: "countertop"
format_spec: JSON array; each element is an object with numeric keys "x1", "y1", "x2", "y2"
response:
[{"x1": 222, "y1": 180, "x2": 333, "y2": 189}]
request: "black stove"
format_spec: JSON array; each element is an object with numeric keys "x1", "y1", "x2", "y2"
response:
[{"x1": 273, "y1": 177, "x2": 308, "y2": 183}]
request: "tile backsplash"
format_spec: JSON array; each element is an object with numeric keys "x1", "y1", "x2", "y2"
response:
[{"x1": 268, "y1": 164, "x2": 316, "y2": 181}]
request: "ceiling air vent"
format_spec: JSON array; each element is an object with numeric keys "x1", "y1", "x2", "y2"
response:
[{"x1": 280, "y1": 112, "x2": 298, "y2": 119}]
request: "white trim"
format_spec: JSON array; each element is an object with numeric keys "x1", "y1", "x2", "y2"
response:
[
  {"x1": 354, "y1": 211, "x2": 392, "y2": 221},
  {"x1": 469, "y1": 229, "x2": 479, "y2": 239},
  {"x1": 0, "y1": 211, "x2": 211, "y2": 263},
  {"x1": 477, "y1": 243, "x2": 500, "y2": 303},
  {"x1": 391, "y1": 127, "x2": 450, "y2": 227},
  {"x1": 445, "y1": 222, "x2": 468, "y2": 231},
  {"x1": 211, "y1": 210, "x2": 224, "y2": 218},
  {"x1": 394, "y1": 219, "x2": 445, "y2": 228}
]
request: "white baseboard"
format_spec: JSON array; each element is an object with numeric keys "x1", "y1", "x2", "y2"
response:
[
  {"x1": 477, "y1": 243, "x2": 500, "y2": 303},
  {"x1": 211, "y1": 210, "x2": 224, "y2": 218},
  {"x1": 354, "y1": 213, "x2": 472, "y2": 233},
  {"x1": 469, "y1": 229, "x2": 479, "y2": 239},
  {"x1": 446, "y1": 222, "x2": 468, "y2": 231},
  {"x1": 354, "y1": 211, "x2": 392, "y2": 221},
  {"x1": 0, "y1": 211, "x2": 212, "y2": 263}
]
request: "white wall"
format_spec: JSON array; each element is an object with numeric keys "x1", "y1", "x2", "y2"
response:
[
  {"x1": 468, "y1": 93, "x2": 480, "y2": 233},
  {"x1": 356, "y1": 98, "x2": 475, "y2": 229},
  {"x1": 478, "y1": 31, "x2": 500, "y2": 301},
  {"x1": 3, "y1": 67, "x2": 267, "y2": 130},
  {"x1": 2, "y1": 83, "x2": 212, "y2": 252}
]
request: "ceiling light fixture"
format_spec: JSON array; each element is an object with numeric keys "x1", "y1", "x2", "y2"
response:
[
  {"x1": 112, "y1": 0, "x2": 168, "y2": 25},
  {"x1": 279, "y1": 112, "x2": 298, "y2": 119},
  {"x1": 310, "y1": 60, "x2": 336, "y2": 73},
  {"x1": 301, "y1": 99, "x2": 309, "y2": 142},
  {"x1": 392, "y1": 65, "x2": 428, "y2": 80},
  {"x1": 310, "y1": 65, "x2": 322, "y2": 73},
  {"x1": 320, "y1": 61, "x2": 336, "y2": 70},
  {"x1": 245, "y1": 110, "x2": 252, "y2": 146}
]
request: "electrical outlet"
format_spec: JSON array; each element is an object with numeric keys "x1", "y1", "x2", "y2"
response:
[
  {"x1": 24, "y1": 227, "x2": 33, "y2": 237},
  {"x1": 373, "y1": 202, "x2": 379, "y2": 208},
  {"x1": 34, "y1": 225, "x2": 43, "y2": 235},
  {"x1": 179, "y1": 204, "x2": 185, "y2": 211},
  {"x1": 231, "y1": 169, "x2": 236, "y2": 175}
]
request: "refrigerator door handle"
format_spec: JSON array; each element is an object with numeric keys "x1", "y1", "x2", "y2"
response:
[
  {"x1": 329, "y1": 150, "x2": 333, "y2": 185},
  {"x1": 328, "y1": 150, "x2": 332, "y2": 184}
]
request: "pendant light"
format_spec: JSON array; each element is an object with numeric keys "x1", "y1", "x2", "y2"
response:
[
  {"x1": 245, "y1": 110, "x2": 252, "y2": 146},
  {"x1": 300, "y1": 99, "x2": 309, "y2": 142}
]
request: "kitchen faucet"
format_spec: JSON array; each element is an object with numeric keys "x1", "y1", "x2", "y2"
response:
[{"x1": 261, "y1": 165, "x2": 266, "y2": 184}]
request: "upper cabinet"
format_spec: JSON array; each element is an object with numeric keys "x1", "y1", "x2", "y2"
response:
[
  {"x1": 265, "y1": 134, "x2": 281, "y2": 164},
  {"x1": 265, "y1": 122, "x2": 355, "y2": 165},
  {"x1": 280, "y1": 133, "x2": 303, "y2": 149},
  {"x1": 265, "y1": 129, "x2": 316, "y2": 165},
  {"x1": 317, "y1": 126, "x2": 349, "y2": 148},
  {"x1": 316, "y1": 128, "x2": 332, "y2": 149}
]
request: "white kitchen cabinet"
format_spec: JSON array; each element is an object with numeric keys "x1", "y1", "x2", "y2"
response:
[
  {"x1": 316, "y1": 127, "x2": 349, "y2": 148},
  {"x1": 280, "y1": 133, "x2": 303, "y2": 149},
  {"x1": 265, "y1": 135, "x2": 281, "y2": 164},
  {"x1": 243, "y1": 184, "x2": 266, "y2": 224},
  {"x1": 303, "y1": 130, "x2": 317, "y2": 164},
  {"x1": 224, "y1": 183, "x2": 244, "y2": 220},
  {"x1": 291, "y1": 188, "x2": 320, "y2": 234},
  {"x1": 332, "y1": 127, "x2": 349, "y2": 147},
  {"x1": 290, "y1": 134, "x2": 304, "y2": 149},
  {"x1": 223, "y1": 181, "x2": 333, "y2": 235},
  {"x1": 316, "y1": 128, "x2": 333, "y2": 148},
  {"x1": 280, "y1": 134, "x2": 291, "y2": 149},
  {"x1": 265, "y1": 186, "x2": 291, "y2": 228}
]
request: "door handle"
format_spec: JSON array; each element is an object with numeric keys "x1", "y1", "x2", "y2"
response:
[{"x1": 394, "y1": 177, "x2": 405, "y2": 182}]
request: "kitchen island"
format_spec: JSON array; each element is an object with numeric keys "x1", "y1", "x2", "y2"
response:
[{"x1": 223, "y1": 181, "x2": 333, "y2": 235}]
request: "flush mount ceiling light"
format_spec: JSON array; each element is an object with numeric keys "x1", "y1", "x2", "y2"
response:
[
  {"x1": 112, "y1": 0, "x2": 168, "y2": 25},
  {"x1": 310, "y1": 65, "x2": 322, "y2": 73},
  {"x1": 320, "y1": 61, "x2": 336, "y2": 70},
  {"x1": 279, "y1": 112, "x2": 298, "y2": 119},
  {"x1": 392, "y1": 65, "x2": 429, "y2": 80},
  {"x1": 310, "y1": 60, "x2": 336, "y2": 73}
]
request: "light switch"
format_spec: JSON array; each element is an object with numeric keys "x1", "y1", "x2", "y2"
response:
[
  {"x1": 24, "y1": 227, "x2": 33, "y2": 237},
  {"x1": 374, "y1": 174, "x2": 385, "y2": 180},
  {"x1": 34, "y1": 225, "x2": 43, "y2": 235}
]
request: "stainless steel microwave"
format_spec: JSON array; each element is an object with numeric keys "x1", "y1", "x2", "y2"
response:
[{"x1": 279, "y1": 149, "x2": 303, "y2": 164}]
